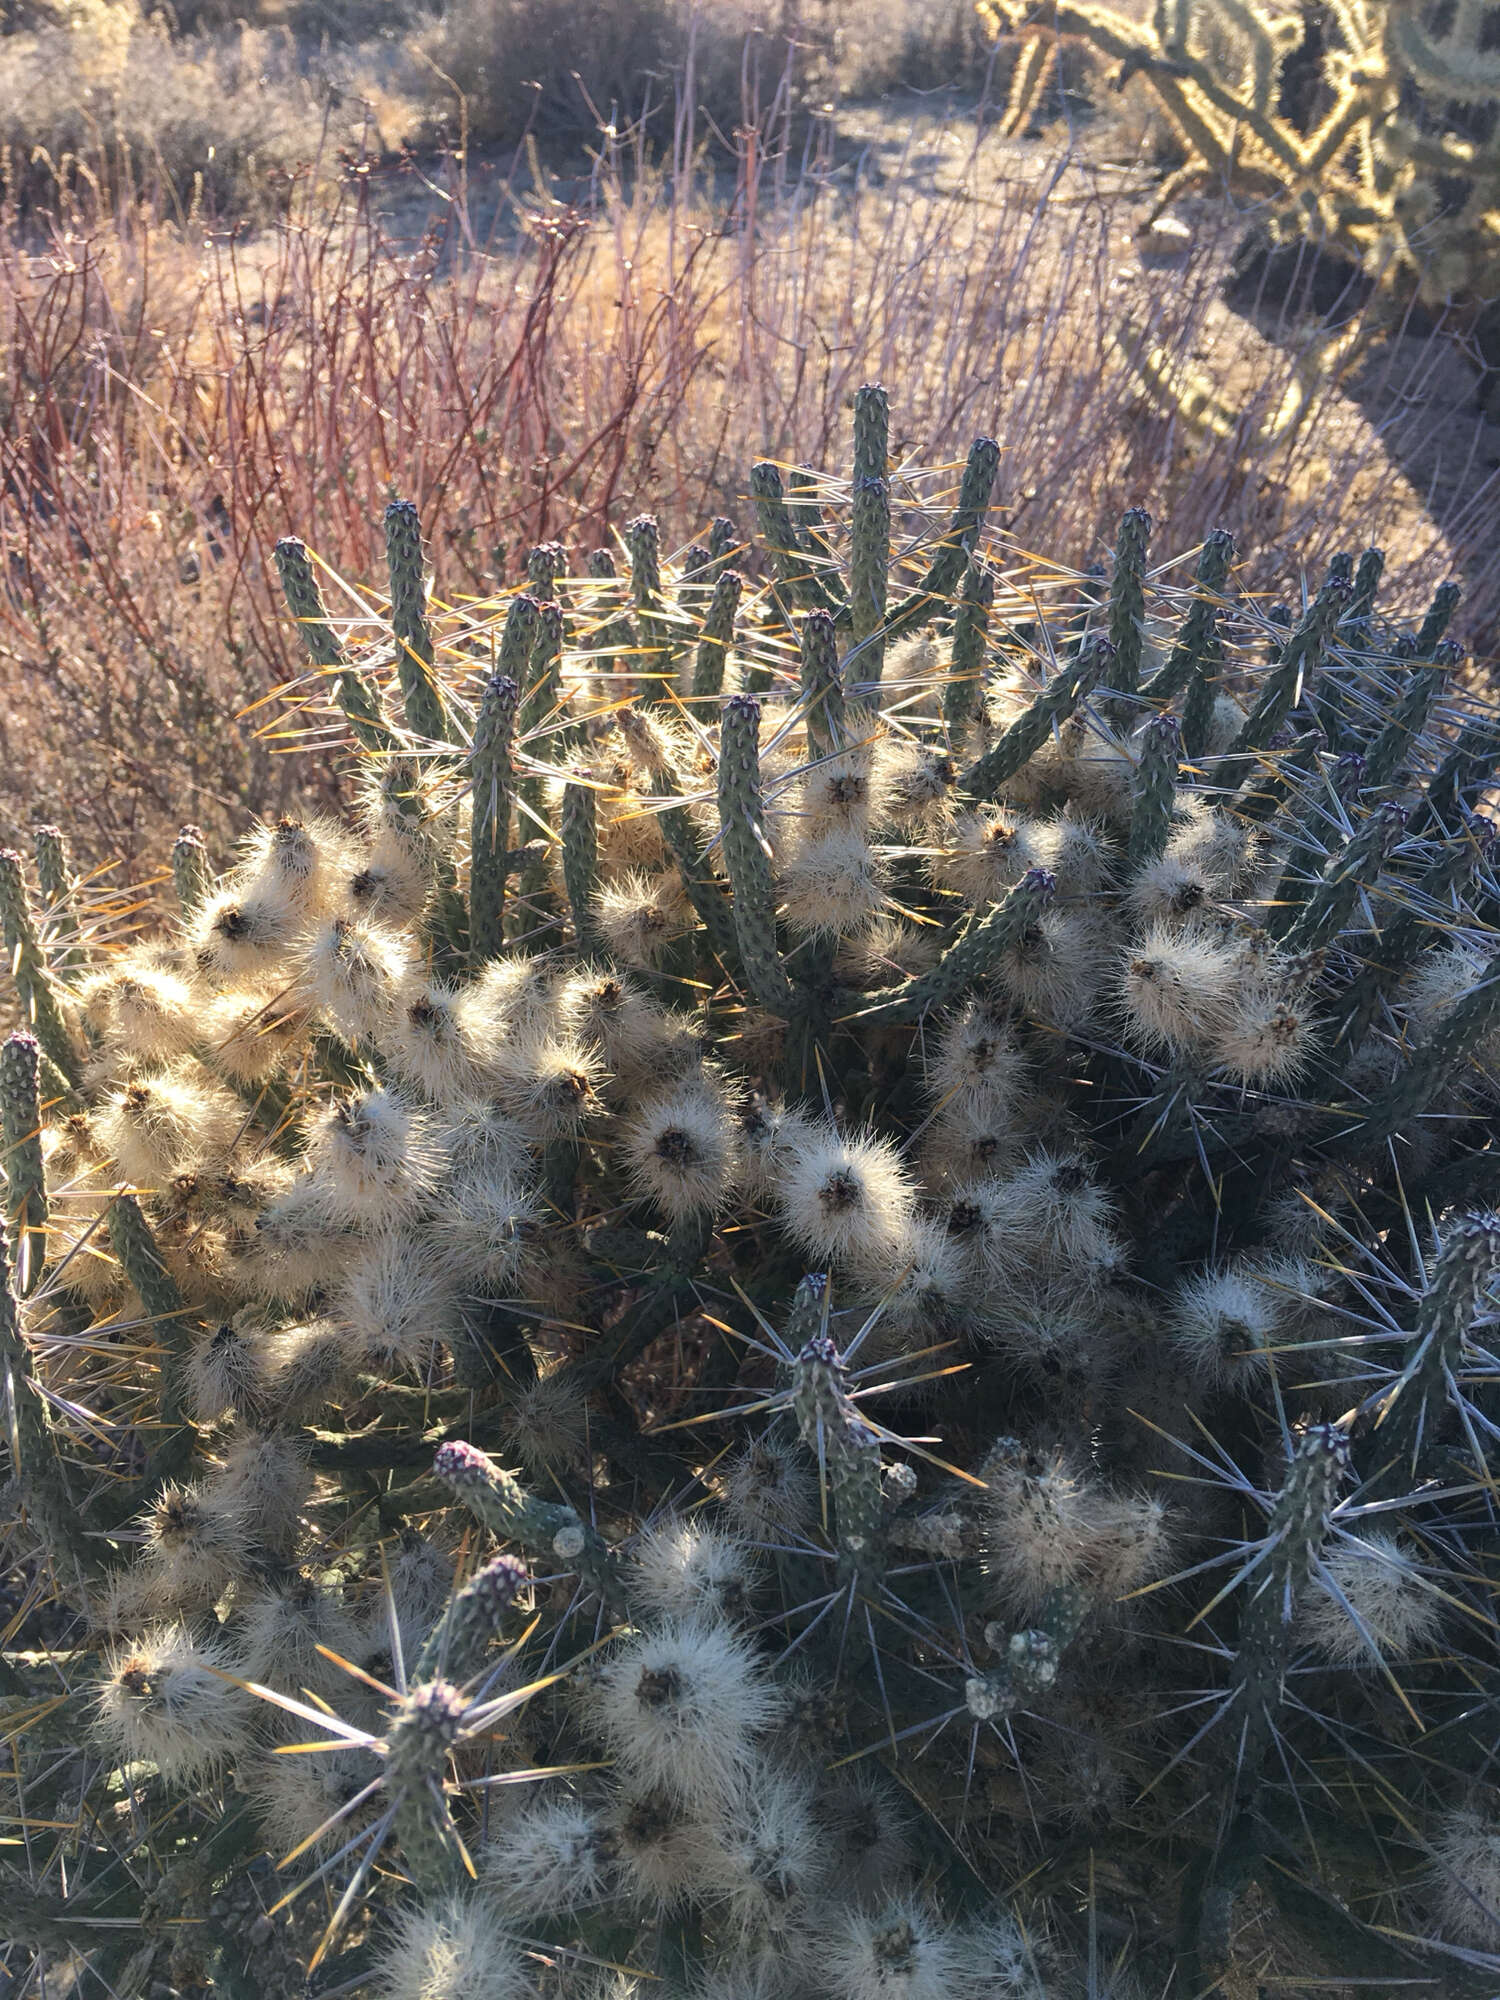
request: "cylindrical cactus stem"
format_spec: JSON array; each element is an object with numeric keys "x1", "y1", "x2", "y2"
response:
[
  {"x1": 1325, "y1": 833, "x2": 1478, "y2": 1048},
  {"x1": 414, "y1": 1553, "x2": 528, "y2": 1685},
  {"x1": 852, "y1": 868, "x2": 1056, "y2": 1025},
  {"x1": 0, "y1": 851, "x2": 81, "y2": 1088},
  {"x1": 433, "y1": 1439, "x2": 625, "y2": 1611},
  {"x1": 787, "y1": 463, "x2": 835, "y2": 559},
  {"x1": 1064, "y1": 562, "x2": 1107, "y2": 660},
  {"x1": 1233, "y1": 726, "x2": 1324, "y2": 825},
  {"x1": 561, "y1": 776, "x2": 603, "y2": 960},
  {"x1": 385, "y1": 1679, "x2": 470, "y2": 1894},
  {"x1": 272, "y1": 535, "x2": 390, "y2": 751},
  {"x1": 625, "y1": 511, "x2": 663, "y2": 612},
  {"x1": 383, "y1": 498, "x2": 451, "y2": 745},
  {"x1": 1362, "y1": 661, "x2": 1445, "y2": 791},
  {"x1": 1215, "y1": 576, "x2": 1352, "y2": 794},
  {"x1": 1279, "y1": 801, "x2": 1406, "y2": 953},
  {"x1": 708, "y1": 515, "x2": 738, "y2": 567},
  {"x1": 170, "y1": 825, "x2": 212, "y2": 921},
  {"x1": 1347, "y1": 544, "x2": 1385, "y2": 624},
  {"x1": 626, "y1": 513, "x2": 674, "y2": 701},
  {"x1": 0, "y1": 1220, "x2": 93, "y2": 1579},
  {"x1": 1107, "y1": 506, "x2": 1151, "y2": 694},
  {"x1": 884, "y1": 434, "x2": 1001, "y2": 645},
  {"x1": 1230, "y1": 1421, "x2": 1349, "y2": 1803},
  {"x1": 959, "y1": 634, "x2": 1112, "y2": 800},
  {"x1": 2, "y1": 1033, "x2": 48, "y2": 1298},
  {"x1": 1348, "y1": 951, "x2": 1500, "y2": 1145},
  {"x1": 1413, "y1": 579, "x2": 1461, "y2": 657},
  {"x1": 587, "y1": 549, "x2": 639, "y2": 688},
  {"x1": 526, "y1": 541, "x2": 568, "y2": 600},
  {"x1": 616, "y1": 721, "x2": 741, "y2": 975},
  {"x1": 679, "y1": 542, "x2": 714, "y2": 619},
  {"x1": 107, "y1": 1193, "x2": 189, "y2": 1390},
  {"x1": 966, "y1": 1578, "x2": 1091, "y2": 1720},
  {"x1": 468, "y1": 673, "x2": 520, "y2": 964},
  {"x1": 32, "y1": 826, "x2": 83, "y2": 980},
  {"x1": 497, "y1": 591, "x2": 543, "y2": 686},
  {"x1": 521, "y1": 598, "x2": 567, "y2": 745},
  {"x1": 1410, "y1": 703, "x2": 1500, "y2": 836},
  {"x1": 717, "y1": 693, "x2": 798, "y2": 1018},
  {"x1": 1368, "y1": 1212, "x2": 1500, "y2": 1494},
  {"x1": 1142, "y1": 527, "x2": 1235, "y2": 713},
  {"x1": 944, "y1": 559, "x2": 993, "y2": 748},
  {"x1": 752, "y1": 462, "x2": 839, "y2": 621},
  {"x1": 692, "y1": 569, "x2": 742, "y2": 700},
  {"x1": 1127, "y1": 713, "x2": 1181, "y2": 872},
  {"x1": 800, "y1": 611, "x2": 847, "y2": 760},
  {"x1": 790, "y1": 1284, "x2": 884, "y2": 1584},
  {"x1": 849, "y1": 383, "x2": 891, "y2": 687}
]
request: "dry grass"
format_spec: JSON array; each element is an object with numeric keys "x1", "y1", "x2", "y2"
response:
[{"x1": 1, "y1": 91, "x2": 1496, "y2": 876}]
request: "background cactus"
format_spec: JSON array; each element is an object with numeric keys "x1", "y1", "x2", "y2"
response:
[
  {"x1": 2, "y1": 391, "x2": 1499, "y2": 1999},
  {"x1": 981, "y1": 0, "x2": 1500, "y2": 416}
]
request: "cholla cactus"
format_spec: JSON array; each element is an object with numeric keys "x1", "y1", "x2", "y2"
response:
[
  {"x1": 2, "y1": 396, "x2": 1499, "y2": 1999},
  {"x1": 981, "y1": 0, "x2": 1500, "y2": 419}
]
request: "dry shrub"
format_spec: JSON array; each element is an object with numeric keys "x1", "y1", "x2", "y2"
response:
[
  {"x1": 416, "y1": 0, "x2": 1000, "y2": 156},
  {"x1": 0, "y1": 112, "x2": 1493, "y2": 875},
  {"x1": 0, "y1": 0, "x2": 411, "y2": 220}
]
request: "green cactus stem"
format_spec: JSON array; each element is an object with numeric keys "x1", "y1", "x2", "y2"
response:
[
  {"x1": 1214, "y1": 576, "x2": 1351, "y2": 794},
  {"x1": 790, "y1": 1280, "x2": 884, "y2": 1585},
  {"x1": 1128, "y1": 712, "x2": 1181, "y2": 871},
  {"x1": 1413, "y1": 579, "x2": 1461, "y2": 657},
  {"x1": 849, "y1": 383, "x2": 891, "y2": 687},
  {"x1": 692, "y1": 570, "x2": 742, "y2": 701},
  {"x1": 1346, "y1": 545, "x2": 1385, "y2": 624},
  {"x1": 1143, "y1": 527, "x2": 1235, "y2": 718},
  {"x1": 959, "y1": 634, "x2": 1112, "y2": 801},
  {"x1": 0, "y1": 1220, "x2": 93, "y2": 1579},
  {"x1": 561, "y1": 777, "x2": 603, "y2": 961},
  {"x1": 1229, "y1": 1422, "x2": 1349, "y2": 1805},
  {"x1": 616, "y1": 714, "x2": 741, "y2": 977},
  {"x1": 1278, "y1": 801, "x2": 1406, "y2": 953},
  {"x1": 2, "y1": 1033, "x2": 48, "y2": 1298},
  {"x1": 800, "y1": 611, "x2": 847, "y2": 760},
  {"x1": 717, "y1": 693, "x2": 798, "y2": 1019},
  {"x1": 385, "y1": 1679, "x2": 470, "y2": 1893},
  {"x1": 434, "y1": 1439, "x2": 625, "y2": 1612},
  {"x1": 944, "y1": 559, "x2": 994, "y2": 748},
  {"x1": 752, "y1": 462, "x2": 841, "y2": 622},
  {"x1": 1362, "y1": 662, "x2": 1445, "y2": 791},
  {"x1": 1344, "y1": 949, "x2": 1500, "y2": 1145},
  {"x1": 526, "y1": 541, "x2": 567, "y2": 600},
  {"x1": 966, "y1": 1580, "x2": 1091, "y2": 1720},
  {"x1": 31, "y1": 826, "x2": 83, "y2": 981},
  {"x1": 383, "y1": 499, "x2": 450, "y2": 745},
  {"x1": 0, "y1": 851, "x2": 81, "y2": 1088},
  {"x1": 107, "y1": 1193, "x2": 194, "y2": 1455},
  {"x1": 273, "y1": 536, "x2": 389, "y2": 753},
  {"x1": 1107, "y1": 506, "x2": 1151, "y2": 694},
  {"x1": 1367, "y1": 1211, "x2": 1500, "y2": 1493},
  {"x1": 171, "y1": 825, "x2": 212, "y2": 921},
  {"x1": 1324, "y1": 833, "x2": 1480, "y2": 1049},
  {"x1": 849, "y1": 867, "x2": 1056, "y2": 1025},
  {"x1": 414, "y1": 1552, "x2": 527, "y2": 1683},
  {"x1": 468, "y1": 673, "x2": 520, "y2": 964},
  {"x1": 883, "y1": 435, "x2": 1001, "y2": 646}
]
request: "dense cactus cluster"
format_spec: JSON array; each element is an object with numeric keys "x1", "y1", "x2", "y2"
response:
[{"x1": 4, "y1": 388, "x2": 1500, "y2": 1998}]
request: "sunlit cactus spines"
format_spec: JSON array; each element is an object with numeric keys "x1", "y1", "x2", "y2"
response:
[{"x1": 5, "y1": 389, "x2": 1500, "y2": 2000}]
